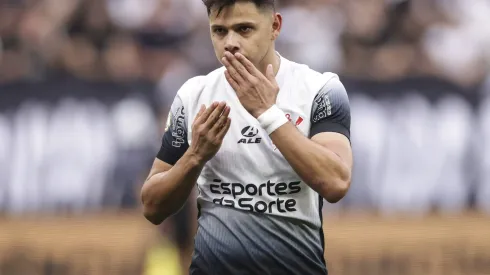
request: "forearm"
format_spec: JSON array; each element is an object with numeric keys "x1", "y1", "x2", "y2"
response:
[
  {"x1": 270, "y1": 123, "x2": 350, "y2": 202},
  {"x1": 141, "y1": 151, "x2": 204, "y2": 224}
]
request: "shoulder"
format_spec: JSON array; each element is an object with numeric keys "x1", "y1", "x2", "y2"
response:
[
  {"x1": 310, "y1": 74, "x2": 350, "y2": 140},
  {"x1": 312, "y1": 77, "x2": 350, "y2": 121},
  {"x1": 176, "y1": 67, "x2": 225, "y2": 100},
  {"x1": 175, "y1": 75, "x2": 205, "y2": 99},
  {"x1": 285, "y1": 57, "x2": 341, "y2": 94},
  {"x1": 318, "y1": 76, "x2": 349, "y2": 102}
]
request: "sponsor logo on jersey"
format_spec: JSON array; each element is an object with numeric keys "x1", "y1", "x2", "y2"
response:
[
  {"x1": 171, "y1": 106, "x2": 186, "y2": 147},
  {"x1": 312, "y1": 92, "x2": 332, "y2": 123},
  {"x1": 238, "y1": 126, "x2": 262, "y2": 144},
  {"x1": 209, "y1": 178, "x2": 302, "y2": 213}
]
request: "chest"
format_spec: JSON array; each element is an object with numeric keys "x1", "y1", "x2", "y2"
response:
[
  {"x1": 187, "y1": 80, "x2": 314, "y2": 143},
  {"x1": 186, "y1": 79, "x2": 316, "y2": 180}
]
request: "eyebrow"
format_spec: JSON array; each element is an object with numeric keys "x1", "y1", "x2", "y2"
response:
[{"x1": 210, "y1": 22, "x2": 257, "y2": 29}]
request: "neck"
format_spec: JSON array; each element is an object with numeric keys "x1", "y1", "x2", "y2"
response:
[{"x1": 257, "y1": 47, "x2": 281, "y2": 76}]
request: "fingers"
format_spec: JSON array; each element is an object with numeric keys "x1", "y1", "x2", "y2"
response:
[
  {"x1": 234, "y1": 52, "x2": 258, "y2": 76},
  {"x1": 222, "y1": 52, "x2": 248, "y2": 84},
  {"x1": 224, "y1": 70, "x2": 240, "y2": 92},
  {"x1": 265, "y1": 64, "x2": 278, "y2": 87},
  {"x1": 210, "y1": 105, "x2": 230, "y2": 134},
  {"x1": 225, "y1": 52, "x2": 251, "y2": 81},
  {"x1": 203, "y1": 101, "x2": 227, "y2": 129},
  {"x1": 216, "y1": 117, "x2": 231, "y2": 140},
  {"x1": 193, "y1": 102, "x2": 232, "y2": 141},
  {"x1": 194, "y1": 102, "x2": 218, "y2": 125},
  {"x1": 194, "y1": 104, "x2": 205, "y2": 120}
]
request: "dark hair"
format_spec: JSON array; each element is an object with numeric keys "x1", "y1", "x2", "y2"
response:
[{"x1": 202, "y1": 0, "x2": 275, "y2": 16}]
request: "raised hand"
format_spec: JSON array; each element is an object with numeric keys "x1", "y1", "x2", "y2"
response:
[
  {"x1": 222, "y1": 52, "x2": 279, "y2": 118},
  {"x1": 189, "y1": 101, "x2": 231, "y2": 163}
]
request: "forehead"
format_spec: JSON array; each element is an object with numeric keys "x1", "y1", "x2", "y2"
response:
[{"x1": 209, "y1": 2, "x2": 268, "y2": 25}]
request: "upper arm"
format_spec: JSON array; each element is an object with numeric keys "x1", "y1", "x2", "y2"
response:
[
  {"x1": 312, "y1": 133, "x2": 352, "y2": 171},
  {"x1": 310, "y1": 77, "x2": 352, "y2": 169},
  {"x1": 148, "y1": 76, "x2": 203, "y2": 181},
  {"x1": 155, "y1": 76, "x2": 204, "y2": 167},
  {"x1": 156, "y1": 94, "x2": 189, "y2": 166},
  {"x1": 145, "y1": 93, "x2": 188, "y2": 182},
  {"x1": 146, "y1": 158, "x2": 173, "y2": 182}
]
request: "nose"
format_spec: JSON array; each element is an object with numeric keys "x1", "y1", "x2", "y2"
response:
[{"x1": 224, "y1": 33, "x2": 240, "y2": 54}]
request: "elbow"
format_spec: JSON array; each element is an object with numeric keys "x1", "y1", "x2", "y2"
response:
[
  {"x1": 323, "y1": 180, "x2": 349, "y2": 203},
  {"x1": 141, "y1": 189, "x2": 168, "y2": 225},
  {"x1": 142, "y1": 205, "x2": 167, "y2": 225},
  {"x1": 313, "y1": 170, "x2": 351, "y2": 204}
]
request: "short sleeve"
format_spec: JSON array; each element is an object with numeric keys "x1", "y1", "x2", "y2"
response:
[
  {"x1": 156, "y1": 95, "x2": 189, "y2": 165},
  {"x1": 309, "y1": 77, "x2": 351, "y2": 140}
]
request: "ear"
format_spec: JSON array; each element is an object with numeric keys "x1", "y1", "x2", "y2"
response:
[{"x1": 271, "y1": 13, "x2": 282, "y2": 40}]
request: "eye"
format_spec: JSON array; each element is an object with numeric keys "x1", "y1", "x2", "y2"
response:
[
  {"x1": 213, "y1": 28, "x2": 226, "y2": 35},
  {"x1": 239, "y1": 26, "x2": 252, "y2": 33},
  {"x1": 216, "y1": 28, "x2": 225, "y2": 33}
]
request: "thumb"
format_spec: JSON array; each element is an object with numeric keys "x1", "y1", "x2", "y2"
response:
[{"x1": 266, "y1": 64, "x2": 276, "y2": 84}]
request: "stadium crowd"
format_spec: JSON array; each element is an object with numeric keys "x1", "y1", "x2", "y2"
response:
[
  {"x1": 0, "y1": 0, "x2": 489, "y2": 221},
  {"x1": 1, "y1": 1, "x2": 490, "y2": 273},
  {"x1": 2, "y1": 0, "x2": 490, "y2": 86}
]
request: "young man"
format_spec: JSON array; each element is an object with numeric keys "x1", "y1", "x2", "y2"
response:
[{"x1": 141, "y1": 0, "x2": 353, "y2": 274}]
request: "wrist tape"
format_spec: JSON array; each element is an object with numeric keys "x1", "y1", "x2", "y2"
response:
[{"x1": 257, "y1": 105, "x2": 289, "y2": 135}]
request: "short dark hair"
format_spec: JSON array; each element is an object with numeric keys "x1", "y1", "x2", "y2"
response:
[{"x1": 202, "y1": 0, "x2": 275, "y2": 16}]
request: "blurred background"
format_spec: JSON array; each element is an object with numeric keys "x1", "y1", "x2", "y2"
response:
[{"x1": 0, "y1": 0, "x2": 489, "y2": 274}]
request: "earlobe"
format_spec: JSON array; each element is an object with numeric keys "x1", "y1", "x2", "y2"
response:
[{"x1": 271, "y1": 29, "x2": 279, "y2": 40}]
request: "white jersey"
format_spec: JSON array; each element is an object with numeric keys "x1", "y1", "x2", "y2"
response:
[{"x1": 157, "y1": 53, "x2": 351, "y2": 275}]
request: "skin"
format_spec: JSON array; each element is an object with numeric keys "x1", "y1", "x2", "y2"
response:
[
  {"x1": 209, "y1": 2, "x2": 282, "y2": 80},
  {"x1": 142, "y1": 102, "x2": 231, "y2": 225},
  {"x1": 140, "y1": 2, "x2": 353, "y2": 226},
  {"x1": 215, "y1": 2, "x2": 353, "y2": 202}
]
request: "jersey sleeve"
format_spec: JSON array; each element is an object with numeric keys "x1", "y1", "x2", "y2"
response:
[
  {"x1": 309, "y1": 77, "x2": 351, "y2": 140},
  {"x1": 156, "y1": 94, "x2": 189, "y2": 165}
]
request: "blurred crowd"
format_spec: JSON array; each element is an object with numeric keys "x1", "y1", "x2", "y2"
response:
[
  {"x1": 1, "y1": 0, "x2": 490, "y2": 87},
  {"x1": 2, "y1": 1, "x2": 490, "y2": 274},
  {"x1": 1, "y1": 0, "x2": 490, "y2": 214}
]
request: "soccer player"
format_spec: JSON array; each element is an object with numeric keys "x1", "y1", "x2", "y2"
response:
[{"x1": 141, "y1": 0, "x2": 353, "y2": 274}]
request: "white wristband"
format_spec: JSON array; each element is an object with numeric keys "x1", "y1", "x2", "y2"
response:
[{"x1": 257, "y1": 105, "x2": 289, "y2": 135}]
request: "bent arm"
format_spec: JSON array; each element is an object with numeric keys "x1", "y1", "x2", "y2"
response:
[
  {"x1": 141, "y1": 94, "x2": 196, "y2": 225},
  {"x1": 270, "y1": 77, "x2": 352, "y2": 203},
  {"x1": 141, "y1": 153, "x2": 203, "y2": 225},
  {"x1": 270, "y1": 126, "x2": 352, "y2": 203}
]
